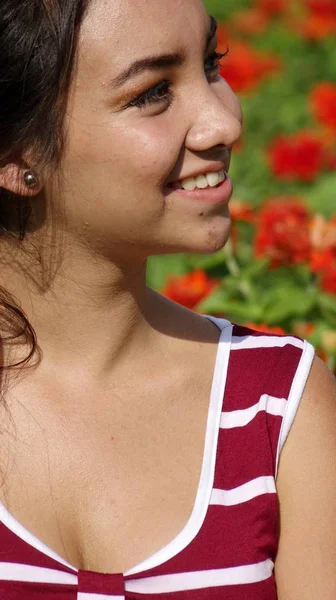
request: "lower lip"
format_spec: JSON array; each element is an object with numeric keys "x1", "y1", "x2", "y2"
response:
[{"x1": 165, "y1": 173, "x2": 233, "y2": 205}]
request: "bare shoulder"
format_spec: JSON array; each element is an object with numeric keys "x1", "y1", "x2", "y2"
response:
[{"x1": 275, "y1": 356, "x2": 336, "y2": 599}]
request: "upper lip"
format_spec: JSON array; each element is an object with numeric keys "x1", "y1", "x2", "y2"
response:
[{"x1": 167, "y1": 162, "x2": 230, "y2": 185}]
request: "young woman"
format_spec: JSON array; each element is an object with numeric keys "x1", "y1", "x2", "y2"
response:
[{"x1": 0, "y1": 1, "x2": 335, "y2": 598}]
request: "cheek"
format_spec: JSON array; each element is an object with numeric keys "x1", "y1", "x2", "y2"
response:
[
  {"x1": 67, "y1": 117, "x2": 179, "y2": 191},
  {"x1": 57, "y1": 116, "x2": 183, "y2": 237},
  {"x1": 112, "y1": 119, "x2": 180, "y2": 185}
]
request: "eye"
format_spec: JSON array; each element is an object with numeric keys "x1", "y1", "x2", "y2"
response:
[
  {"x1": 205, "y1": 48, "x2": 229, "y2": 79},
  {"x1": 128, "y1": 80, "x2": 173, "y2": 110}
]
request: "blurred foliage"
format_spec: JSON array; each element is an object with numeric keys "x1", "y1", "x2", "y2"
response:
[{"x1": 147, "y1": 0, "x2": 336, "y2": 368}]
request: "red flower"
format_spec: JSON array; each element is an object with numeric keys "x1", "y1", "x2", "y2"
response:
[
  {"x1": 324, "y1": 147, "x2": 336, "y2": 170},
  {"x1": 219, "y1": 41, "x2": 280, "y2": 94},
  {"x1": 161, "y1": 270, "x2": 219, "y2": 310},
  {"x1": 310, "y1": 248, "x2": 336, "y2": 272},
  {"x1": 268, "y1": 131, "x2": 325, "y2": 182},
  {"x1": 291, "y1": 1, "x2": 336, "y2": 39},
  {"x1": 255, "y1": 197, "x2": 311, "y2": 267},
  {"x1": 321, "y1": 262, "x2": 336, "y2": 295},
  {"x1": 305, "y1": 0, "x2": 336, "y2": 18},
  {"x1": 297, "y1": 14, "x2": 336, "y2": 39},
  {"x1": 255, "y1": 0, "x2": 287, "y2": 17},
  {"x1": 244, "y1": 322, "x2": 287, "y2": 335},
  {"x1": 216, "y1": 23, "x2": 233, "y2": 48},
  {"x1": 310, "y1": 82, "x2": 336, "y2": 132}
]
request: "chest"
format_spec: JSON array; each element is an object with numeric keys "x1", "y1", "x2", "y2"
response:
[{"x1": 0, "y1": 370, "x2": 213, "y2": 574}]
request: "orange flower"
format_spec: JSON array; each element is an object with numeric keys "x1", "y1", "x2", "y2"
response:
[
  {"x1": 161, "y1": 270, "x2": 219, "y2": 310},
  {"x1": 230, "y1": 200, "x2": 256, "y2": 252},
  {"x1": 316, "y1": 347, "x2": 329, "y2": 364},
  {"x1": 219, "y1": 41, "x2": 281, "y2": 94},
  {"x1": 232, "y1": 9, "x2": 270, "y2": 36},
  {"x1": 233, "y1": 138, "x2": 244, "y2": 153},
  {"x1": 255, "y1": 197, "x2": 311, "y2": 267},
  {"x1": 321, "y1": 331, "x2": 336, "y2": 353},
  {"x1": 298, "y1": 13, "x2": 336, "y2": 40},
  {"x1": 310, "y1": 82, "x2": 336, "y2": 132},
  {"x1": 309, "y1": 214, "x2": 336, "y2": 273},
  {"x1": 268, "y1": 130, "x2": 325, "y2": 182},
  {"x1": 229, "y1": 200, "x2": 256, "y2": 223},
  {"x1": 244, "y1": 322, "x2": 287, "y2": 335},
  {"x1": 293, "y1": 322, "x2": 316, "y2": 338},
  {"x1": 309, "y1": 214, "x2": 336, "y2": 252}
]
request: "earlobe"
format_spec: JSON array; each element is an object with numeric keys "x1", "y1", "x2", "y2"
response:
[{"x1": 0, "y1": 162, "x2": 42, "y2": 197}]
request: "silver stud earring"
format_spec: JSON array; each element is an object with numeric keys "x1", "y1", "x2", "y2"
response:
[{"x1": 24, "y1": 171, "x2": 38, "y2": 189}]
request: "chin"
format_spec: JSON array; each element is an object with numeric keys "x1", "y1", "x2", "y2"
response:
[
  {"x1": 147, "y1": 212, "x2": 232, "y2": 256},
  {"x1": 186, "y1": 215, "x2": 232, "y2": 255}
]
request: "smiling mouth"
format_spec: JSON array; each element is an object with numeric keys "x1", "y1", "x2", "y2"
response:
[{"x1": 168, "y1": 169, "x2": 227, "y2": 191}]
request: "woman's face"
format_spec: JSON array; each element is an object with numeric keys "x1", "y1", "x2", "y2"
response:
[{"x1": 55, "y1": 0, "x2": 243, "y2": 261}]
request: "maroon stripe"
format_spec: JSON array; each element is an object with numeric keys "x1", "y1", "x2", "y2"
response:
[
  {"x1": 0, "y1": 524, "x2": 75, "y2": 574},
  {"x1": 78, "y1": 570, "x2": 124, "y2": 594},
  {"x1": 215, "y1": 413, "x2": 276, "y2": 489},
  {"x1": 0, "y1": 581, "x2": 76, "y2": 598},
  {"x1": 224, "y1": 345, "x2": 302, "y2": 412},
  {"x1": 126, "y1": 496, "x2": 278, "y2": 578}
]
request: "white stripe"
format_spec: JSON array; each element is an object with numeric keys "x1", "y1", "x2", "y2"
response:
[
  {"x1": 126, "y1": 321, "x2": 233, "y2": 576},
  {"x1": 78, "y1": 594, "x2": 124, "y2": 600},
  {"x1": 126, "y1": 559, "x2": 274, "y2": 593},
  {"x1": 221, "y1": 395, "x2": 287, "y2": 429},
  {"x1": 0, "y1": 504, "x2": 78, "y2": 572},
  {"x1": 0, "y1": 562, "x2": 77, "y2": 584},
  {"x1": 276, "y1": 340, "x2": 315, "y2": 475},
  {"x1": 231, "y1": 335, "x2": 304, "y2": 350},
  {"x1": 210, "y1": 476, "x2": 276, "y2": 506}
]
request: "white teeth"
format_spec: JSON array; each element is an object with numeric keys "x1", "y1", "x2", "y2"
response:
[
  {"x1": 195, "y1": 174, "x2": 208, "y2": 189},
  {"x1": 206, "y1": 172, "x2": 220, "y2": 187},
  {"x1": 181, "y1": 177, "x2": 197, "y2": 191},
  {"x1": 179, "y1": 170, "x2": 226, "y2": 191}
]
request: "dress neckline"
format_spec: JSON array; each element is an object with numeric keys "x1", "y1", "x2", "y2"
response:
[{"x1": 0, "y1": 316, "x2": 233, "y2": 576}]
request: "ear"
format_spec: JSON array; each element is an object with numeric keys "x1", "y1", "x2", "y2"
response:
[{"x1": 0, "y1": 161, "x2": 43, "y2": 197}]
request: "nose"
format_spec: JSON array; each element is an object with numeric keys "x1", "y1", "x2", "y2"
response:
[{"x1": 185, "y1": 83, "x2": 243, "y2": 153}]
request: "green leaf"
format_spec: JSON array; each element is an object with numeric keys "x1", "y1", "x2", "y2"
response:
[
  {"x1": 196, "y1": 290, "x2": 263, "y2": 322},
  {"x1": 262, "y1": 287, "x2": 317, "y2": 324},
  {"x1": 146, "y1": 254, "x2": 189, "y2": 290},
  {"x1": 184, "y1": 250, "x2": 228, "y2": 271},
  {"x1": 243, "y1": 258, "x2": 271, "y2": 280},
  {"x1": 318, "y1": 293, "x2": 336, "y2": 327}
]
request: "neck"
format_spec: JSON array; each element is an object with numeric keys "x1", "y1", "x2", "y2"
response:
[{"x1": 0, "y1": 235, "x2": 158, "y2": 383}]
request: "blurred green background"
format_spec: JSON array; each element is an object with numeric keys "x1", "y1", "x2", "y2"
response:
[{"x1": 146, "y1": 0, "x2": 336, "y2": 367}]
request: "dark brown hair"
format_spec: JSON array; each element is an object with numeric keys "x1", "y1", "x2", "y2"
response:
[{"x1": 0, "y1": 0, "x2": 90, "y2": 379}]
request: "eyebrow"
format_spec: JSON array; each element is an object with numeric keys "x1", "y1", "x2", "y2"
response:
[{"x1": 108, "y1": 14, "x2": 218, "y2": 89}]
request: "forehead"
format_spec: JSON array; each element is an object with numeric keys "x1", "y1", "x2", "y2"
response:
[{"x1": 79, "y1": 0, "x2": 209, "y2": 70}]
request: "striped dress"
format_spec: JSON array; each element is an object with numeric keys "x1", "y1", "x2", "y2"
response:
[{"x1": 0, "y1": 316, "x2": 315, "y2": 599}]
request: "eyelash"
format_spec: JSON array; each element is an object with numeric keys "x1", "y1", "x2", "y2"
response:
[{"x1": 128, "y1": 48, "x2": 229, "y2": 110}]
